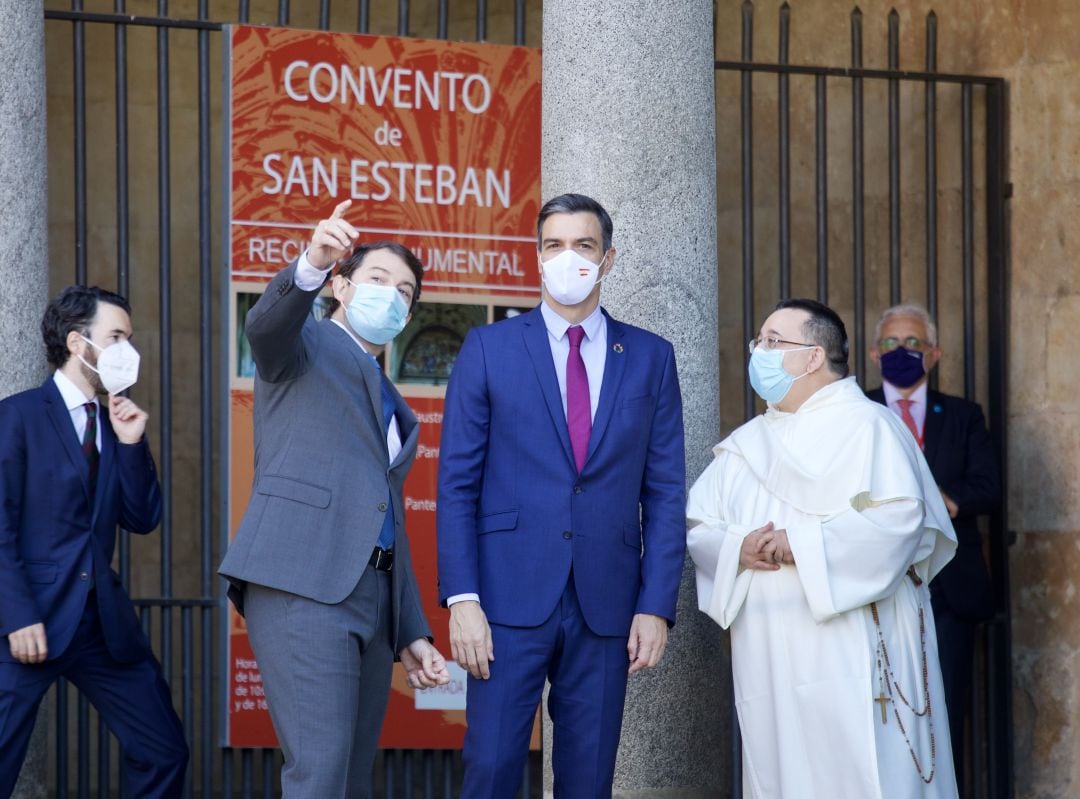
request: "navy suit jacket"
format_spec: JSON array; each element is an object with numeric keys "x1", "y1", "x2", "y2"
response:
[
  {"x1": 0, "y1": 379, "x2": 163, "y2": 663},
  {"x1": 437, "y1": 306, "x2": 686, "y2": 637},
  {"x1": 868, "y1": 385, "x2": 1001, "y2": 620}
]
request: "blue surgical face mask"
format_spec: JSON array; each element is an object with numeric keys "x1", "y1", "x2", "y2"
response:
[
  {"x1": 343, "y1": 279, "x2": 409, "y2": 345},
  {"x1": 748, "y1": 346, "x2": 814, "y2": 404},
  {"x1": 879, "y1": 347, "x2": 926, "y2": 389}
]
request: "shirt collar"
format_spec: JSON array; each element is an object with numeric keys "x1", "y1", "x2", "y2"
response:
[
  {"x1": 540, "y1": 301, "x2": 605, "y2": 342},
  {"x1": 53, "y1": 370, "x2": 97, "y2": 411},
  {"x1": 331, "y1": 318, "x2": 375, "y2": 359},
  {"x1": 882, "y1": 379, "x2": 928, "y2": 406}
]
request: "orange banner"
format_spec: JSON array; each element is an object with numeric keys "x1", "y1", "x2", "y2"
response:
[{"x1": 223, "y1": 25, "x2": 541, "y2": 750}]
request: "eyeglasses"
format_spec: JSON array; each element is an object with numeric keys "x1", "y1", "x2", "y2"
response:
[
  {"x1": 877, "y1": 336, "x2": 927, "y2": 352},
  {"x1": 748, "y1": 336, "x2": 815, "y2": 355}
]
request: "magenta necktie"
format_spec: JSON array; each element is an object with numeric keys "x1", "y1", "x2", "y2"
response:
[{"x1": 566, "y1": 325, "x2": 591, "y2": 472}]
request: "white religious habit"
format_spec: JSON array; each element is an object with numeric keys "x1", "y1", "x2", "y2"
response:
[{"x1": 687, "y1": 376, "x2": 959, "y2": 799}]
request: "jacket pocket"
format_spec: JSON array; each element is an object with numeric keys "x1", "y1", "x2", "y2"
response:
[
  {"x1": 477, "y1": 510, "x2": 519, "y2": 535},
  {"x1": 256, "y1": 474, "x2": 332, "y2": 508},
  {"x1": 24, "y1": 560, "x2": 58, "y2": 584},
  {"x1": 623, "y1": 524, "x2": 642, "y2": 550}
]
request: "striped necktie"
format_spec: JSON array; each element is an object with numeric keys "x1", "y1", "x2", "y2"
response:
[{"x1": 368, "y1": 355, "x2": 396, "y2": 550}]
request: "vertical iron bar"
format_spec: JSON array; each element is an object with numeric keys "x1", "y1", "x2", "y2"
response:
[
  {"x1": 443, "y1": 749, "x2": 453, "y2": 798},
  {"x1": 888, "y1": 9, "x2": 901, "y2": 304},
  {"x1": 98, "y1": 715, "x2": 110, "y2": 798},
  {"x1": 477, "y1": 0, "x2": 488, "y2": 41},
  {"x1": 403, "y1": 749, "x2": 414, "y2": 795},
  {"x1": 424, "y1": 749, "x2": 435, "y2": 799},
  {"x1": 523, "y1": 756, "x2": 531, "y2": 799},
  {"x1": 514, "y1": 0, "x2": 526, "y2": 46},
  {"x1": 241, "y1": 747, "x2": 253, "y2": 798},
  {"x1": 197, "y1": 2, "x2": 215, "y2": 796},
  {"x1": 238, "y1": 0, "x2": 250, "y2": 22},
  {"x1": 385, "y1": 749, "x2": 396, "y2": 795},
  {"x1": 961, "y1": 84, "x2": 974, "y2": 399},
  {"x1": 815, "y1": 75, "x2": 828, "y2": 303},
  {"x1": 740, "y1": 0, "x2": 755, "y2": 427},
  {"x1": 398, "y1": 0, "x2": 409, "y2": 36},
  {"x1": 263, "y1": 749, "x2": 275, "y2": 798},
  {"x1": 182, "y1": 607, "x2": 194, "y2": 799},
  {"x1": 925, "y1": 11, "x2": 938, "y2": 322},
  {"x1": 437, "y1": 0, "x2": 449, "y2": 39},
  {"x1": 77, "y1": 693, "x2": 90, "y2": 798},
  {"x1": 157, "y1": 0, "x2": 174, "y2": 687},
  {"x1": 58, "y1": 680, "x2": 69, "y2": 794},
  {"x1": 319, "y1": 0, "x2": 331, "y2": 30},
  {"x1": 277, "y1": 0, "x2": 289, "y2": 26},
  {"x1": 851, "y1": 7, "x2": 866, "y2": 386},
  {"x1": 223, "y1": 748, "x2": 234, "y2": 797},
  {"x1": 983, "y1": 79, "x2": 1012, "y2": 799},
  {"x1": 778, "y1": 2, "x2": 791, "y2": 298},
  {"x1": 114, "y1": 0, "x2": 133, "y2": 589},
  {"x1": 73, "y1": 0, "x2": 87, "y2": 285},
  {"x1": 358, "y1": 0, "x2": 370, "y2": 33}
]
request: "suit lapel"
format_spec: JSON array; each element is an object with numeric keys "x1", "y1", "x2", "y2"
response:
[
  {"x1": 324, "y1": 321, "x2": 385, "y2": 443},
  {"x1": 923, "y1": 389, "x2": 945, "y2": 468},
  {"x1": 92, "y1": 413, "x2": 117, "y2": 525},
  {"x1": 522, "y1": 308, "x2": 576, "y2": 472},
  {"x1": 585, "y1": 312, "x2": 626, "y2": 466},
  {"x1": 42, "y1": 379, "x2": 94, "y2": 503},
  {"x1": 389, "y1": 389, "x2": 418, "y2": 470}
]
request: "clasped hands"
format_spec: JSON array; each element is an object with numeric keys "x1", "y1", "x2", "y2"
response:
[{"x1": 739, "y1": 521, "x2": 795, "y2": 571}]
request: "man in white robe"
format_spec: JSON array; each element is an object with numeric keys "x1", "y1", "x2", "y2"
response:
[{"x1": 687, "y1": 299, "x2": 959, "y2": 799}]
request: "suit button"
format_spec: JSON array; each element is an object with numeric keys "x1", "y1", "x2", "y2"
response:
[
  {"x1": 573, "y1": 485, "x2": 583, "y2": 495},
  {"x1": 80, "y1": 572, "x2": 89, "y2": 581},
  {"x1": 563, "y1": 531, "x2": 572, "y2": 540},
  {"x1": 378, "y1": 502, "x2": 388, "y2": 512}
]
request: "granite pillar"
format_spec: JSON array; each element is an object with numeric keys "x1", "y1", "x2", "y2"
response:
[
  {"x1": 542, "y1": 1, "x2": 726, "y2": 795},
  {"x1": 0, "y1": 0, "x2": 50, "y2": 796}
]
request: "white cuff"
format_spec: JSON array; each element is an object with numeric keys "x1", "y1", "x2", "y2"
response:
[
  {"x1": 446, "y1": 593, "x2": 480, "y2": 606},
  {"x1": 293, "y1": 248, "x2": 333, "y2": 291}
]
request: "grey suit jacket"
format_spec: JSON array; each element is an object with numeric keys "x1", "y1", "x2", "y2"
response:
[{"x1": 219, "y1": 261, "x2": 430, "y2": 652}]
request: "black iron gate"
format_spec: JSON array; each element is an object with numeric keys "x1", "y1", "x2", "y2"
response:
[
  {"x1": 714, "y1": 3, "x2": 1011, "y2": 798},
  {"x1": 41, "y1": 1, "x2": 536, "y2": 796}
]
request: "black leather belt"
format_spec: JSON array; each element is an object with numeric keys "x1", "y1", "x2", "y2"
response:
[{"x1": 369, "y1": 546, "x2": 394, "y2": 572}]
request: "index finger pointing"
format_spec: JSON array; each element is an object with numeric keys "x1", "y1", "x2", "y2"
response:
[{"x1": 330, "y1": 199, "x2": 353, "y2": 220}]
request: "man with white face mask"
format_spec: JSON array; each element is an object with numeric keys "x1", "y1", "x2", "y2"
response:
[
  {"x1": 219, "y1": 200, "x2": 449, "y2": 798},
  {"x1": 687, "y1": 298, "x2": 960, "y2": 798},
  {"x1": 438, "y1": 193, "x2": 687, "y2": 796},
  {"x1": 0, "y1": 286, "x2": 187, "y2": 796}
]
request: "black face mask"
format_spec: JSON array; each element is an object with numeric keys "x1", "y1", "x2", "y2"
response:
[{"x1": 880, "y1": 347, "x2": 925, "y2": 388}]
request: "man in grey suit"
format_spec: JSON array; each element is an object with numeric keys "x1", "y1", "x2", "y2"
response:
[{"x1": 220, "y1": 200, "x2": 450, "y2": 797}]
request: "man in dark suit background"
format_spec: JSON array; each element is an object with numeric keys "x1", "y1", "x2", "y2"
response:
[
  {"x1": 868, "y1": 302, "x2": 1001, "y2": 791},
  {"x1": 438, "y1": 193, "x2": 687, "y2": 797},
  {"x1": 0, "y1": 286, "x2": 187, "y2": 797},
  {"x1": 219, "y1": 200, "x2": 449, "y2": 797}
]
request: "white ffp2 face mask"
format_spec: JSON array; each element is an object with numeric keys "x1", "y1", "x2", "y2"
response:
[
  {"x1": 79, "y1": 336, "x2": 141, "y2": 394},
  {"x1": 540, "y1": 249, "x2": 607, "y2": 306}
]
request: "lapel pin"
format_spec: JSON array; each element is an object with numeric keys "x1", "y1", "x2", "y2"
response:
[
  {"x1": 933, "y1": 404, "x2": 943, "y2": 413},
  {"x1": 613, "y1": 343, "x2": 624, "y2": 354}
]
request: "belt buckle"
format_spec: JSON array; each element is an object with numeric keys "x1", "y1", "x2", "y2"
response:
[{"x1": 373, "y1": 547, "x2": 394, "y2": 572}]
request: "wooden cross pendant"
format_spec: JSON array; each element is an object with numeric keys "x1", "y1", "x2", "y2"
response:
[{"x1": 875, "y1": 691, "x2": 890, "y2": 724}]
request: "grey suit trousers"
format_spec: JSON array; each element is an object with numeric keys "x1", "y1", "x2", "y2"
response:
[{"x1": 244, "y1": 566, "x2": 394, "y2": 798}]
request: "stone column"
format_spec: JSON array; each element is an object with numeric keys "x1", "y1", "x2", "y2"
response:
[
  {"x1": 542, "y1": 1, "x2": 727, "y2": 796},
  {"x1": 0, "y1": 1, "x2": 51, "y2": 796}
]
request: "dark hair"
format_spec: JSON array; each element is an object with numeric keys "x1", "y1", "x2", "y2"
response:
[
  {"x1": 536, "y1": 193, "x2": 613, "y2": 252},
  {"x1": 775, "y1": 298, "x2": 849, "y2": 378},
  {"x1": 42, "y1": 285, "x2": 132, "y2": 369},
  {"x1": 324, "y1": 241, "x2": 425, "y2": 318}
]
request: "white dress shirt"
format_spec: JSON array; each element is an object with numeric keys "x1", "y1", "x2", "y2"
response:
[
  {"x1": 53, "y1": 370, "x2": 101, "y2": 450},
  {"x1": 448, "y1": 300, "x2": 609, "y2": 608},
  {"x1": 293, "y1": 250, "x2": 402, "y2": 463},
  {"x1": 882, "y1": 379, "x2": 928, "y2": 438}
]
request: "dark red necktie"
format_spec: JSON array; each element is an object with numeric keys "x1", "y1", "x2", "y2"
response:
[
  {"x1": 566, "y1": 326, "x2": 591, "y2": 473},
  {"x1": 82, "y1": 402, "x2": 99, "y2": 498}
]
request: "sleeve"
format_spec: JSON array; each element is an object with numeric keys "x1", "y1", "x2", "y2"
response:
[
  {"x1": 293, "y1": 248, "x2": 334, "y2": 291},
  {"x1": 0, "y1": 402, "x2": 41, "y2": 637},
  {"x1": 941, "y1": 403, "x2": 1001, "y2": 519},
  {"x1": 787, "y1": 497, "x2": 933, "y2": 623},
  {"x1": 685, "y1": 454, "x2": 756, "y2": 629},
  {"x1": 436, "y1": 329, "x2": 491, "y2": 604},
  {"x1": 393, "y1": 545, "x2": 434, "y2": 653},
  {"x1": 115, "y1": 438, "x2": 164, "y2": 534},
  {"x1": 635, "y1": 342, "x2": 688, "y2": 626},
  {"x1": 244, "y1": 260, "x2": 325, "y2": 383}
]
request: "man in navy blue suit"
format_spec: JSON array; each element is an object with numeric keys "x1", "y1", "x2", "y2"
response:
[
  {"x1": 0, "y1": 286, "x2": 187, "y2": 797},
  {"x1": 868, "y1": 302, "x2": 1001, "y2": 793},
  {"x1": 437, "y1": 194, "x2": 687, "y2": 797}
]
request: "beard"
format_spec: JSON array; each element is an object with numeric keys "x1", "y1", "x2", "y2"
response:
[{"x1": 79, "y1": 350, "x2": 108, "y2": 396}]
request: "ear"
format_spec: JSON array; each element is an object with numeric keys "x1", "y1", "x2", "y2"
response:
[
  {"x1": 66, "y1": 329, "x2": 85, "y2": 358},
  {"x1": 330, "y1": 274, "x2": 350, "y2": 303},
  {"x1": 923, "y1": 346, "x2": 942, "y2": 372},
  {"x1": 599, "y1": 248, "x2": 617, "y2": 278},
  {"x1": 868, "y1": 346, "x2": 881, "y2": 365},
  {"x1": 808, "y1": 345, "x2": 828, "y2": 375}
]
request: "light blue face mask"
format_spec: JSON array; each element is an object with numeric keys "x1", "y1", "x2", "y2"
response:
[
  {"x1": 748, "y1": 345, "x2": 814, "y2": 404},
  {"x1": 344, "y1": 279, "x2": 409, "y2": 345}
]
